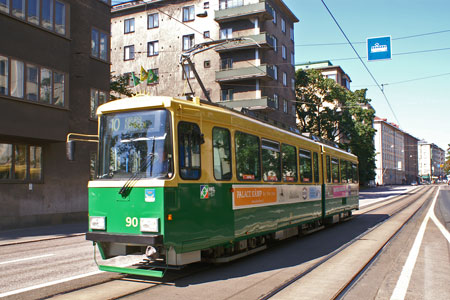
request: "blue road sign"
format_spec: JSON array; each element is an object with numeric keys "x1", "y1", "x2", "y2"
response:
[{"x1": 367, "y1": 36, "x2": 391, "y2": 61}]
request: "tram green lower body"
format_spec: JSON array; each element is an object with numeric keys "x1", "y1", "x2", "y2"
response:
[{"x1": 88, "y1": 183, "x2": 358, "y2": 258}]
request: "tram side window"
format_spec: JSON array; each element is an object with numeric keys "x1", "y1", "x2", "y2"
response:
[
  {"x1": 281, "y1": 144, "x2": 297, "y2": 182},
  {"x1": 178, "y1": 122, "x2": 201, "y2": 180},
  {"x1": 313, "y1": 152, "x2": 319, "y2": 183},
  {"x1": 299, "y1": 149, "x2": 312, "y2": 183},
  {"x1": 235, "y1": 131, "x2": 261, "y2": 181},
  {"x1": 352, "y1": 163, "x2": 359, "y2": 183},
  {"x1": 326, "y1": 155, "x2": 331, "y2": 183},
  {"x1": 331, "y1": 158, "x2": 339, "y2": 183},
  {"x1": 212, "y1": 127, "x2": 232, "y2": 180},
  {"x1": 340, "y1": 160, "x2": 348, "y2": 183},
  {"x1": 262, "y1": 139, "x2": 281, "y2": 182}
]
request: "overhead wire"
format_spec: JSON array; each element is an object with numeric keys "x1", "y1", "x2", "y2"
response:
[{"x1": 320, "y1": 0, "x2": 401, "y2": 126}]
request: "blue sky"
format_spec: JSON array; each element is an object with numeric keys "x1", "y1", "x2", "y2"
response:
[
  {"x1": 285, "y1": 0, "x2": 450, "y2": 150},
  {"x1": 112, "y1": 0, "x2": 450, "y2": 150}
]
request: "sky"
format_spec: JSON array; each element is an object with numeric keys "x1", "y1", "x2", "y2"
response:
[
  {"x1": 112, "y1": 0, "x2": 450, "y2": 150},
  {"x1": 284, "y1": 0, "x2": 450, "y2": 150}
]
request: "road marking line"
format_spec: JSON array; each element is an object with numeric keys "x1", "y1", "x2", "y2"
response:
[
  {"x1": 390, "y1": 186, "x2": 441, "y2": 300},
  {"x1": 0, "y1": 254, "x2": 55, "y2": 265},
  {"x1": 430, "y1": 211, "x2": 450, "y2": 243}
]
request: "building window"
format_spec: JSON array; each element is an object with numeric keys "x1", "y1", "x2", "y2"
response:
[
  {"x1": 182, "y1": 34, "x2": 194, "y2": 50},
  {"x1": 282, "y1": 72, "x2": 287, "y2": 86},
  {"x1": 148, "y1": 68, "x2": 159, "y2": 84},
  {"x1": 148, "y1": 13, "x2": 159, "y2": 29},
  {"x1": 26, "y1": 64, "x2": 38, "y2": 101},
  {"x1": 219, "y1": 0, "x2": 243, "y2": 10},
  {"x1": 282, "y1": 45, "x2": 286, "y2": 59},
  {"x1": 12, "y1": 0, "x2": 25, "y2": 19},
  {"x1": 40, "y1": 68, "x2": 51, "y2": 103},
  {"x1": 204, "y1": 31, "x2": 210, "y2": 38},
  {"x1": 290, "y1": 26, "x2": 294, "y2": 41},
  {"x1": 273, "y1": 93, "x2": 279, "y2": 108},
  {"x1": 0, "y1": 143, "x2": 43, "y2": 182},
  {"x1": 92, "y1": 28, "x2": 109, "y2": 61},
  {"x1": 204, "y1": 60, "x2": 211, "y2": 68},
  {"x1": 182, "y1": 64, "x2": 194, "y2": 79},
  {"x1": 272, "y1": 8, "x2": 276, "y2": 24},
  {"x1": 283, "y1": 99, "x2": 288, "y2": 113},
  {"x1": 53, "y1": 71, "x2": 64, "y2": 106},
  {"x1": 147, "y1": 41, "x2": 159, "y2": 56},
  {"x1": 221, "y1": 89, "x2": 233, "y2": 101},
  {"x1": 0, "y1": 55, "x2": 8, "y2": 95},
  {"x1": 54, "y1": 0, "x2": 65, "y2": 35},
  {"x1": 291, "y1": 78, "x2": 295, "y2": 91},
  {"x1": 183, "y1": 5, "x2": 195, "y2": 22},
  {"x1": 220, "y1": 58, "x2": 233, "y2": 70},
  {"x1": 204, "y1": 1, "x2": 209, "y2": 9},
  {"x1": 220, "y1": 28, "x2": 232, "y2": 39},
  {"x1": 291, "y1": 52, "x2": 295, "y2": 66},
  {"x1": 281, "y1": 18, "x2": 286, "y2": 33},
  {"x1": 273, "y1": 36, "x2": 278, "y2": 52},
  {"x1": 1, "y1": 0, "x2": 67, "y2": 35},
  {"x1": 124, "y1": 45, "x2": 135, "y2": 61},
  {"x1": 273, "y1": 65, "x2": 278, "y2": 80},
  {"x1": 10, "y1": 59, "x2": 24, "y2": 99},
  {"x1": 90, "y1": 88, "x2": 107, "y2": 119},
  {"x1": 124, "y1": 18, "x2": 135, "y2": 33}
]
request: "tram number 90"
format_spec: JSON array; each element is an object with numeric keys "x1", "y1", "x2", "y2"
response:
[{"x1": 125, "y1": 217, "x2": 138, "y2": 227}]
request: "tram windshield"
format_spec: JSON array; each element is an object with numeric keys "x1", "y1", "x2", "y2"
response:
[{"x1": 98, "y1": 109, "x2": 173, "y2": 180}]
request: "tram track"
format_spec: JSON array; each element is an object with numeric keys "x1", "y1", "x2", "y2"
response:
[{"x1": 259, "y1": 185, "x2": 437, "y2": 300}]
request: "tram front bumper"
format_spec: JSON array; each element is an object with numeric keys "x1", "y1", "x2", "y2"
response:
[{"x1": 86, "y1": 232, "x2": 163, "y2": 245}]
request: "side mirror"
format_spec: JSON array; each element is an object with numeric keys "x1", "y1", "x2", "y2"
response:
[{"x1": 66, "y1": 140, "x2": 75, "y2": 161}]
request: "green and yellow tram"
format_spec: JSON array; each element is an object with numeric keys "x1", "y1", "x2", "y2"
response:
[{"x1": 84, "y1": 95, "x2": 359, "y2": 277}]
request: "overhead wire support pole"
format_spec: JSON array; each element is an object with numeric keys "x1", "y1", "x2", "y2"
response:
[
  {"x1": 320, "y1": 0, "x2": 401, "y2": 127},
  {"x1": 180, "y1": 38, "x2": 260, "y2": 103}
]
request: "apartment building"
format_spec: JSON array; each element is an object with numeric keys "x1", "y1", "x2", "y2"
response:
[
  {"x1": 418, "y1": 141, "x2": 445, "y2": 182},
  {"x1": 111, "y1": 0, "x2": 298, "y2": 130},
  {"x1": 374, "y1": 117, "x2": 405, "y2": 185},
  {"x1": 0, "y1": 0, "x2": 111, "y2": 229}
]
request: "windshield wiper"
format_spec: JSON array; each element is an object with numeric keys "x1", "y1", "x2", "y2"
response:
[{"x1": 118, "y1": 136, "x2": 158, "y2": 197}]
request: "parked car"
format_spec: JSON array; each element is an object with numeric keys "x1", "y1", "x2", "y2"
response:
[{"x1": 411, "y1": 181, "x2": 418, "y2": 186}]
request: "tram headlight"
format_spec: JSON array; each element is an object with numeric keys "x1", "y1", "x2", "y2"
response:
[
  {"x1": 90, "y1": 216, "x2": 106, "y2": 230},
  {"x1": 140, "y1": 218, "x2": 159, "y2": 233}
]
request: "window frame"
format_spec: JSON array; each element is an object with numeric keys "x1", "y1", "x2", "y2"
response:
[
  {"x1": 182, "y1": 5, "x2": 195, "y2": 22},
  {"x1": 0, "y1": 143, "x2": 43, "y2": 183},
  {"x1": 147, "y1": 40, "x2": 159, "y2": 57},
  {"x1": 178, "y1": 121, "x2": 202, "y2": 180},
  {"x1": 235, "y1": 131, "x2": 261, "y2": 182},
  {"x1": 91, "y1": 27, "x2": 109, "y2": 62},
  {"x1": 262, "y1": 139, "x2": 281, "y2": 182},
  {"x1": 281, "y1": 143, "x2": 298, "y2": 182},
  {"x1": 90, "y1": 88, "x2": 108, "y2": 119},
  {"x1": 182, "y1": 34, "x2": 195, "y2": 51},
  {"x1": 147, "y1": 12, "x2": 159, "y2": 29},
  {"x1": 212, "y1": 127, "x2": 232, "y2": 181},
  {"x1": 124, "y1": 17, "x2": 135, "y2": 34},
  {"x1": 124, "y1": 45, "x2": 135, "y2": 61},
  {"x1": 299, "y1": 148, "x2": 313, "y2": 183}
]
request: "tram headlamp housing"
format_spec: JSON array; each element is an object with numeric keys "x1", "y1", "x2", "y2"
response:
[
  {"x1": 90, "y1": 216, "x2": 106, "y2": 230},
  {"x1": 140, "y1": 218, "x2": 159, "y2": 233}
]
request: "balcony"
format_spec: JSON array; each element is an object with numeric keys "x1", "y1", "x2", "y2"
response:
[
  {"x1": 216, "y1": 64, "x2": 275, "y2": 82},
  {"x1": 215, "y1": 33, "x2": 275, "y2": 52},
  {"x1": 214, "y1": 1, "x2": 274, "y2": 22},
  {"x1": 219, "y1": 96, "x2": 277, "y2": 110}
]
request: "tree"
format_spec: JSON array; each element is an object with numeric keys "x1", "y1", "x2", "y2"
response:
[
  {"x1": 444, "y1": 144, "x2": 450, "y2": 175},
  {"x1": 110, "y1": 73, "x2": 134, "y2": 100},
  {"x1": 295, "y1": 69, "x2": 377, "y2": 186}
]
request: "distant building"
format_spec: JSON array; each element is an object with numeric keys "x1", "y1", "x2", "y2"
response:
[
  {"x1": 0, "y1": 0, "x2": 111, "y2": 229},
  {"x1": 374, "y1": 117, "x2": 405, "y2": 185},
  {"x1": 111, "y1": 0, "x2": 299, "y2": 130},
  {"x1": 403, "y1": 132, "x2": 419, "y2": 184},
  {"x1": 296, "y1": 60, "x2": 351, "y2": 90},
  {"x1": 418, "y1": 141, "x2": 445, "y2": 182}
]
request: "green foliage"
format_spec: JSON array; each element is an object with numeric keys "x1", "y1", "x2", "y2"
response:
[
  {"x1": 110, "y1": 74, "x2": 134, "y2": 100},
  {"x1": 295, "y1": 69, "x2": 376, "y2": 185},
  {"x1": 444, "y1": 144, "x2": 450, "y2": 175}
]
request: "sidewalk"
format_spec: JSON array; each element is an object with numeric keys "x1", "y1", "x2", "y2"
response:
[{"x1": 0, "y1": 221, "x2": 87, "y2": 246}]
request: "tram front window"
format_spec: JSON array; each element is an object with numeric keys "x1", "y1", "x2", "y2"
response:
[{"x1": 98, "y1": 110, "x2": 173, "y2": 180}]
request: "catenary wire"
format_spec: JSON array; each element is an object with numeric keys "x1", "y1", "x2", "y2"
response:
[{"x1": 320, "y1": 0, "x2": 401, "y2": 126}]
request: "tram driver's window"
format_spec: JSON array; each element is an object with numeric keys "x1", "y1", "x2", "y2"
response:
[
  {"x1": 178, "y1": 122, "x2": 201, "y2": 180},
  {"x1": 212, "y1": 127, "x2": 232, "y2": 180}
]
